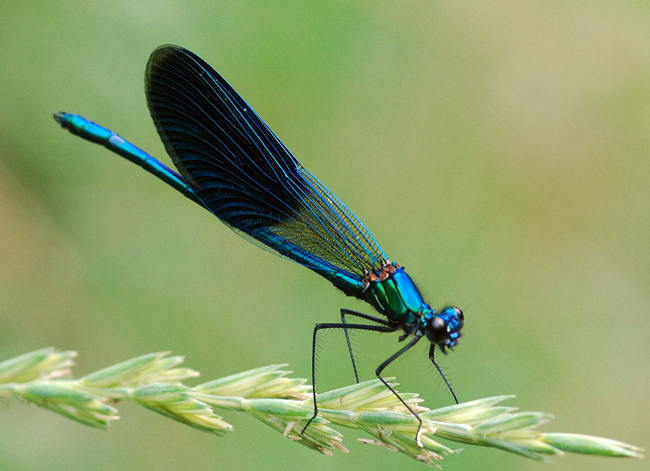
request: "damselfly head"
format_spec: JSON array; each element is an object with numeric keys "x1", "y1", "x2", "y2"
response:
[{"x1": 422, "y1": 306, "x2": 464, "y2": 350}]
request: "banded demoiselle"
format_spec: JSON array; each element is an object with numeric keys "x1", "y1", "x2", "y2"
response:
[{"x1": 54, "y1": 45, "x2": 464, "y2": 442}]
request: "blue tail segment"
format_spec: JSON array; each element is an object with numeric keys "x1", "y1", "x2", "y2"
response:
[{"x1": 53, "y1": 112, "x2": 203, "y2": 207}]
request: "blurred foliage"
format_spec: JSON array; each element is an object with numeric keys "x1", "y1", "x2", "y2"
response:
[{"x1": 0, "y1": 1, "x2": 648, "y2": 471}]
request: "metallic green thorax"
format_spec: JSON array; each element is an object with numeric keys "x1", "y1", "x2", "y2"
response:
[{"x1": 363, "y1": 263, "x2": 425, "y2": 324}]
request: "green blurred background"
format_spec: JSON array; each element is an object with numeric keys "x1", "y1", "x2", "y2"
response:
[{"x1": 0, "y1": 1, "x2": 648, "y2": 470}]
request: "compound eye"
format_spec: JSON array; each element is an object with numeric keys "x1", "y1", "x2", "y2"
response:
[
  {"x1": 426, "y1": 315, "x2": 449, "y2": 344},
  {"x1": 442, "y1": 306, "x2": 464, "y2": 332},
  {"x1": 431, "y1": 315, "x2": 446, "y2": 331}
]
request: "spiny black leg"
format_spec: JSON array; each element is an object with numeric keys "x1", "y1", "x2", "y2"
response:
[
  {"x1": 340, "y1": 309, "x2": 394, "y2": 383},
  {"x1": 303, "y1": 321, "x2": 397, "y2": 435},
  {"x1": 429, "y1": 344, "x2": 459, "y2": 404},
  {"x1": 375, "y1": 333, "x2": 426, "y2": 447},
  {"x1": 340, "y1": 309, "x2": 393, "y2": 326}
]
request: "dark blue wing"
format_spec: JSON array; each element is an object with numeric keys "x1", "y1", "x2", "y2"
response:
[{"x1": 145, "y1": 45, "x2": 387, "y2": 295}]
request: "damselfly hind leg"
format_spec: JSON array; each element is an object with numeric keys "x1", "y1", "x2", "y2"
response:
[
  {"x1": 340, "y1": 308, "x2": 394, "y2": 383},
  {"x1": 303, "y1": 321, "x2": 397, "y2": 435}
]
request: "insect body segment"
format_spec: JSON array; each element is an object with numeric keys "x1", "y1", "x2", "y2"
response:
[
  {"x1": 362, "y1": 261, "x2": 464, "y2": 349},
  {"x1": 363, "y1": 261, "x2": 420, "y2": 324}
]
